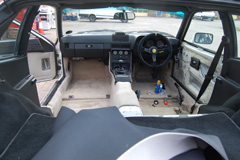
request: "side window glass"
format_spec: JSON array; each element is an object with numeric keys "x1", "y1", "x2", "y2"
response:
[
  {"x1": 184, "y1": 11, "x2": 224, "y2": 53},
  {"x1": 232, "y1": 14, "x2": 240, "y2": 57},
  {"x1": 0, "y1": 8, "x2": 28, "y2": 60}
]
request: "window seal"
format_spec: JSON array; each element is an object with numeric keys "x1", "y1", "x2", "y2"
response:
[
  {"x1": 183, "y1": 40, "x2": 216, "y2": 54},
  {"x1": 17, "y1": 6, "x2": 39, "y2": 56},
  {"x1": 230, "y1": 13, "x2": 240, "y2": 58}
]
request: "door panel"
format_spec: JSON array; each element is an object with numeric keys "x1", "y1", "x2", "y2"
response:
[
  {"x1": 26, "y1": 33, "x2": 56, "y2": 82},
  {"x1": 13, "y1": 19, "x2": 57, "y2": 82},
  {"x1": 173, "y1": 42, "x2": 223, "y2": 103},
  {"x1": 173, "y1": 11, "x2": 240, "y2": 114},
  {"x1": 0, "y1": 7, "x2": 51, "y2": 107},
  {"x1": 27, "y1": 51, "x2": 56, "y2": 81}
]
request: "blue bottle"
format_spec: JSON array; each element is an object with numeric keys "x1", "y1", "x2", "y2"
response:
[{"x1": 155, "y1": 80, "x2": 162, "y2": 94}]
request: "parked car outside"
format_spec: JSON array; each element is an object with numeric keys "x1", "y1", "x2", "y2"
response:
[
  {"x1": 77, "y1": 7, "x2": 135, "y2": 23},
  {"x1": 194, "y1": 11, "x2": 216, "y2": 21}
]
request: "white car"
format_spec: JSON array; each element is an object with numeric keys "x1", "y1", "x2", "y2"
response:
[
  {"x1": 78, "y1": 8, "x2": 135, "y2": 23},
  {"x1": 194, "y1": 11, "x2": 215, "y2": 21}
]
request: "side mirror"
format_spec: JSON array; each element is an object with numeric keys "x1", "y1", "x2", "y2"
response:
[
  {"x1": 126, "y1": 12, "x2": 135, "y2": 20},
  {"x1": 193, "y1": 33, "x2": 213, "y2": 44}
]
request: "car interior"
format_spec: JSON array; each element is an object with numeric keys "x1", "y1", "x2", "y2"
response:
[{"x1": 0, "y1": 0, "x2": 240, "y2": 159}]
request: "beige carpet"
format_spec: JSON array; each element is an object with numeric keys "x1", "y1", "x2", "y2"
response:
[
  {"x1": 139, "y1": 99, "x2": 188, "y2": 116},
  {"x1": 132, "y1": 81, "x2": 178, "y2": 99},
  {"x1": 62, "y1": 59, "x2": 188, "y2": 115},
  {"x1": 62, "y1": 99, "x2": 110, "y2": 113},
  {"x1": 72, "y1": 59, "x2": 109, "y2": 79},
  {"x1": 63, "y1": 59, "x2": 111, "y2": 100},
  {"x1": 63, "y1": 78, "x2": 111, "y2": 100}
]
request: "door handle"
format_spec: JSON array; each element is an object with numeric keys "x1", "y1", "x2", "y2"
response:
[
  {"x1": 190, "y1": 57, "x2": 201, "y2": 70},
  {"x1": 41, "y1": 58, "x2": 50, "y2": 70}
]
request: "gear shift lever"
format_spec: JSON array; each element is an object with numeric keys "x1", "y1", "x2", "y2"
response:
[{"x1": 119, "y1": 63, "x2": 125, "y2": 71}]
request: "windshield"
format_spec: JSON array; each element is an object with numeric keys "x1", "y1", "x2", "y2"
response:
[{"x1": 62, "y1": 7, "x2": 184, "y2": 36}]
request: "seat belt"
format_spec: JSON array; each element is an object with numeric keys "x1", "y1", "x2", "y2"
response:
[{"x1": 190, "y1": 36, "x2": 230, "y2": 114}]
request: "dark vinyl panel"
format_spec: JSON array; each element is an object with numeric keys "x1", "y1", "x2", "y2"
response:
[
  {"x1": 208, "y1": 76, "x2": 240, "y2": 106},
  {"x1": 223, "y1": 58, "x2": 240, "y2": 84},
  {"x1": 0, "y1": 57, "x2": 29, "y2": 87}
]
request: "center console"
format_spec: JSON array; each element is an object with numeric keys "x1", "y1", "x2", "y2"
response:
[{"x1": 110, "y1": 49, "x2": 132, "y2": 82}]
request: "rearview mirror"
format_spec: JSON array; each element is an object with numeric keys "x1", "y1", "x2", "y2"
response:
[{"x1": 193, "y1": 33, "x2": 213, "y2": 44}]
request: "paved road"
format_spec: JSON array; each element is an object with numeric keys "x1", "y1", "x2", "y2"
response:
[{"x1": 62, "y1": 17, "x2": 183, "y2": 36}]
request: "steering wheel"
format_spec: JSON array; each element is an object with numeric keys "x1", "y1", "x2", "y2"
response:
[{"x1": 137, "y1": 33, "x2": 172, "y2": 68}]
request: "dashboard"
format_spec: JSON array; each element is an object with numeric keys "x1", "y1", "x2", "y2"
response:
[
  {"x1": 60, "y1": 31, "x2": 179, "y2": 60},
  {"x1": 60, "y1": 31, "x2": 179, "y2": 82}
]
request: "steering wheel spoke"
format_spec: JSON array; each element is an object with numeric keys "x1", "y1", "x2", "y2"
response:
[
  {"x1": 152, "y1": 54, "x2": 157, "y2": 66},
  {"x1": 158, "y1": 47, "x2": 169, "y2": 54},
  {"x1": 141, "y1": 47, "x2": 151, "y2": 54}
]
